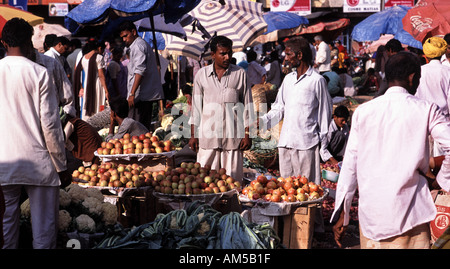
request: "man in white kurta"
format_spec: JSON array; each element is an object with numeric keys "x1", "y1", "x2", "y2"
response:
[
  {"x1": 332, "y1": 52, "x2": 450, "y2": 249},
  {"x1": 260, "y1": 37, "x2": 332, "y2": 234},
  {"x1": 313, "y1": 35, "x2": 331, "y2": 74},
  {"x1": 415, "y1": 37, "x2": 450, "y2": 157},
  {"x1": 189, "y1": 36, "x2": 253, "y2": 183},
  {"x1": 260, "y1": 37, "x2": 333, "y2": 185},
  {"x1": 0, "y1": 18, "x2": 68, "y2": 249},
  {"x1": 35, "y1": 50, "x2": 76, "y2": 118}
]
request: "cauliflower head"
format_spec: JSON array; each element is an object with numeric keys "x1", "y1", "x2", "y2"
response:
[
  {"x1": 82, "y1": 197, "x2": 104, "y2": 217},
  {"x1": 75, "y1": 214, "x2": 96, "y2": 233},
  {"x1": 85, "y1": 188, "x2": 104, "y2": 202},
  {"x1": 20, "y1": 198, "x2": 31, "y2": 218},
  {"x1": 101, "y1": 202, "x2": 118, "y2": 226},
  {"x1": 59, "y1": 210, "x2": 72, "y2": 232},
  {"x1": 67, "y1": 184, "x2": 88, "y2": 204},
  {"x1": 59, "y1": 189, "x2": 72, "y2": 208}
]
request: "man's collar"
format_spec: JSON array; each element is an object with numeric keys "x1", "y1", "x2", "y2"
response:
[
  {"x1": 50, "y1": 47, "x2": 60, "y2": 56},
  {"x1": 207, "y1": 63, "x2": 231, "y2": 77}
]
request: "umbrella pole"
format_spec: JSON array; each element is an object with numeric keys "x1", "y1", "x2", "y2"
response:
[{"x1": 149, "y1": 12, "x2": 161, "y2": 75}]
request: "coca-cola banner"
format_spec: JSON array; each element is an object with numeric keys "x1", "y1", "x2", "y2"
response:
[
  {"x1": 343, "y1": 0, "x2": 381, "y2": 13},
  {"x1": 270, "y1": 0, "x2": 311, "y2": 16}
]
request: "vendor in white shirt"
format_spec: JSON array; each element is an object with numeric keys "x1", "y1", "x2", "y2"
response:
[
  {"x1": 259, "y1": 36, "x2": 332, "y2": 235},
  {"x1": 260, "y1": 36, "x2": 332, "y2": 184},
  {"x1": 332, "y1": 51, "x2": 450, "y2": 249}
]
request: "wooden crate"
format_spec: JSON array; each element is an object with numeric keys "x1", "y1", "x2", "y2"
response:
[
  {"x1": 104, "y1": 188, "x2": 170, "y2": 228},
  {"x1": 274, "y1": 204, "x2": 317, "y2": 249}
]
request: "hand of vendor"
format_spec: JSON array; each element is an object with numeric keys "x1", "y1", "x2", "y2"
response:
[
  {"x1": 332, "y1": 210, "x2": 347, "y2": 248},
  {"x1": 58, "y1": 170, "x2": 72, "y2": 189},
  {"x1": 127, "y1": 95, "x2": 135, "y2": 108},
  {"x1": 189, "y1": 137, "x2": 199, "y2": 153},
  {"x1": 239, "y1": 136, "x2": 252, "y2": 151},
  {"x1": 326, "y1": 157, "x2": 339, "y2": 166}
]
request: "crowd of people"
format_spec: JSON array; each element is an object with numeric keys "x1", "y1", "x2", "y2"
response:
[{"x1": 0, "y1": 16, "x2": 449, "y2": 250}]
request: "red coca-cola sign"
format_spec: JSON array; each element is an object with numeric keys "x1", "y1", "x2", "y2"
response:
[{"x1": 347, "y1": 0, "x2": 359, "y2": 7}]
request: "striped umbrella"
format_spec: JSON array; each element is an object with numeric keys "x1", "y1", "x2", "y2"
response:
[{"x1": 163, "y1": 0, "x2": 267, "y2": 60}]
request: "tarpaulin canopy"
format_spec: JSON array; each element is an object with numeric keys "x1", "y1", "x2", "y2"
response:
[
  {"x1": 251, "y1": 11, "x2": 309, "y2": 45},
  {"x1": 263, "y1": 11, "x2": 309, "y2": 34},
  {"x1": 352, "y1": 5, "x2": 422, "y2": 49}
]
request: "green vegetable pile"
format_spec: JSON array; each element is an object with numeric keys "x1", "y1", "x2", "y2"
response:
[{"x1": 95, "y1": 201, "x2": 282, "y2": 249}]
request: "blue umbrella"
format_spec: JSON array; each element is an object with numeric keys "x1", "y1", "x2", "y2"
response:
[
  {"x1": 351, "y1": 5, "x2": 422, "y2": 49},
  {"x1": 139, "y1": 31, "x2": 166, "y2": 50},
  {"x1": 263, "y1": 11, "x2": 309, "y2": 34},
  {"x1": 65, "y1": 0, "x2": 201, "y2": 34}
]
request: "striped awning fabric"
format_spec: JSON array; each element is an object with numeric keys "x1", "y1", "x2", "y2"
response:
[{"x1": 163, "y1": 0, "x2": 267, "y2": 60}]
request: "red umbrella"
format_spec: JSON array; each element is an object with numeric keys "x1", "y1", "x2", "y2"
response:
[
  {"x1": 0, "y1": 5, "x2": 44, "y2": 38},
  {"x1": 402, "y1": 0, "x2": 450, "y2": 43}
]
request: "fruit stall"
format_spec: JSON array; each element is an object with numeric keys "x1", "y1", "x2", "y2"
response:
[{"x1": 17, "y1": 122, "x2": 352, "y2": 249}]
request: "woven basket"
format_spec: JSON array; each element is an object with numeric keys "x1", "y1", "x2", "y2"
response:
[
  {"x1": 244, "y1": 148, "x2": 278, "y2": 168},
  {"x1": 251, "y1": 83, "x2": 269, "y2": 113}
]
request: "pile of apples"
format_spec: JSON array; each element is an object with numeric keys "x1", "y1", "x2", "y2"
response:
[
  {"x1": 241, "y1": 175, "x2": 324, "y2": 203},
  {"x1": 71, "y1": 162, "x2": 152, "y2": 188},
  {"x1": 97, "y1": 133, "x2": 175, "y2": 155},
  {"x1": 151, "y1": 162, "x2": 242, "y2": 195}
]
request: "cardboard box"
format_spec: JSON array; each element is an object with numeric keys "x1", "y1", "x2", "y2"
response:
[
  {"x1": 241, "y1": 203, "x2": 318, "y2": 249},
  {"x1": 274, "y1": 205, "x2": 317, "y2": 249}
]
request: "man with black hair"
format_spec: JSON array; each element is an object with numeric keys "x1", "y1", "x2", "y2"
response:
[
  {"x1": 119, "y1": 20, "x2": 164, "y2": 131},
  {"x1": 44, "y1": 35, "x2": 72, "y2": 79},
  {"x1": 260, "y1": 36, "x2": 332, "y2": 236},
  {"x1": 105, "y1": 97, "x2": 149, "y2": 142},
  {"x1": 43, "y1": 33, "x2": 56, "y2": 52},
  {"x1": 322, "y1": 105, "x2": 350, "y2": 165},
  {"x1": 0, "y1": 18, "x2": 70, "y2": 249},
  {"x1": 332, "y1": 51, "x2": 450, "y2": 249},
  {"x1": 384, "y1": 38, "x2": 404, "y2": 57},
  {"x1": 189, "y1": 35, "x2": 253, "y2": 183}
]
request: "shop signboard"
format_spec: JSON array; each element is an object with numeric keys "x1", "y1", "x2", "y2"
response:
[
  {"x1": 270, "y1": 0, "x2": 312, "y2": 16},
  {"x1": 343, "y1": 0, "x2": 381, "y2": 13},
  {"x1": 48, "y1": 2, "x2": 68, "y2": 16}
]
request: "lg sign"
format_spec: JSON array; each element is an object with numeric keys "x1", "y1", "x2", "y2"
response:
[
  {"x1": 347, "y1": 0, "x2": 359, "y2": 6},
  {"x1": 272, "y1": 0, "x2": 280, "y2": 8}
]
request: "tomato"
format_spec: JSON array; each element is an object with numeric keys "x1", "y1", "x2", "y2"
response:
[
  {"x1": 299, "y1": 176, "x2": 308, "y2": 185},
  {"x1": 309, "y1": 183, "x2": 319, "y2": 192},
  {"x1": 256, "y1": 175, "x2": 268, "y2": 185},
  {"x1": 271, "y1": 194, "x2": 281, "y2": 202}
]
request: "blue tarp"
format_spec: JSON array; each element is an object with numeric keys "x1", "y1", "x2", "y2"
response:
[
  {"x1": 351, "y1": 5, "x2": 422, "y2": 49},
  {"x1": 263, "y1": 11, "x2": 309, "y2": 34},
  {"x1": 65, "y1": 0, "x2": 200, "y2": 35}
]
